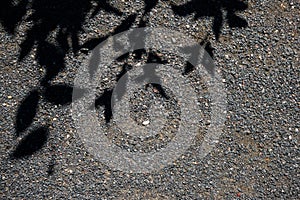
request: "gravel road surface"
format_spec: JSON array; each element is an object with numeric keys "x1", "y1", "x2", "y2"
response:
[{"x1": 0, "y1": 0, "x2": 299, "y2": 199}]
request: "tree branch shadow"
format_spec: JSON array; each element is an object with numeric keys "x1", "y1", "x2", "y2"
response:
[
  {"x1": 171, "y1": 0, "x2": 248, "y2": 40},
  {"x1": 0, "y1": 0, "x2": 248, "y2": 176}
]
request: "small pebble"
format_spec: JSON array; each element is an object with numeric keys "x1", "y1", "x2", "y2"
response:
[{"x1": 142, "y1": 120, "x2": 150, "y2": 125}]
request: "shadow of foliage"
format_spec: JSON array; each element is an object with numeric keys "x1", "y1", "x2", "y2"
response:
[
  {"x1": 2, "y1": 0, "x2": 126, "y2": 174},
  {"x1": 18, "y1": 0, "x2": 122, "y2": 59},
  {"x1": 44, "y1": 84, "x2": 86, "y2": 106},
  {"x1": 0, "y1": 0, "x2": 28, "y2": 34},
  {"x1": 94, "y1": 88, "x2": 114, "y2": 123},
  {"x1": 15, "y1": 90, "x2": 40, "y2": 136},
  {"x1": 36, "y1": 41, "x2": 66, "y2": 86},
  {"x1": 11, "y1": 126, "x2": 49, "y2": 159},
  {"x1": 171, "y1": 0, "x2": 248, "y2": 40},
  {"x1": 1, "y1": 0, "x2": 248, "y2": 175},
  {"x1": 92, "y1": 50, "x2": 170, "y2": 124}
]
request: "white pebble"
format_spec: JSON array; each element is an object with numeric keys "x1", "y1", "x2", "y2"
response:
[{"x1": 142, "y1": 120, "x2": 150, "y2": 125}]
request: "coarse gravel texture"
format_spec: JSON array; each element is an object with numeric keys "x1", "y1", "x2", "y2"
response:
[{"x1": 0, "y1": 0, "x2": 299, "y2": 199}]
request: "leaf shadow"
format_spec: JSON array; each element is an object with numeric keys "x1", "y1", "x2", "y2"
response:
[
  {"x1": 1, "y1": 0, "x2": 249, "y2": 176},
  {"x1": 44, "y1": 84, "x2": 86, "y2": 106},
  {"x1": 2, "y1": 0, "x2": 130, "y2": 175},
  {"x1": 11, "y1": 126, "x2": 49, "y2": 159},
  {"x1": 92, "y1": 50, "x2": 170, "y2": 123},
  {"x1": 15, "y1": 90, "x2": 40, "y2": 136},
  {"x1": 93, "y1": 89, "x2": 113, "y2": 123},
  {"x1": 0, "y1": 0, "x2": 28, "y2": 34},
  {"x1": 171, "y1": 0, "x2": 248, "y2": 40}
]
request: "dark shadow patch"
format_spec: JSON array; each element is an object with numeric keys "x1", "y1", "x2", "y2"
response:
[
  {"x1": 171, "y1": 0, "x2": 248, "y2": 40},
  {"x1": 201, "y1": 40, "x2": 214, "y2": 59},
  {"x1": 11, "y1": 126, "x2": 49, "y2": 159},
  {"x1": 93, "y1": 89, "x2": 113, "y2": 123},
  {"x1": 146, "y1": 51, "x2": 168, "y2": 64},
  {"x1": 47, "y1": 149, "x2": 56, "y2": 176},
  {"x1": 15, "y1": 90, "x2": 40, "y2": 136},
  {"x1": 44, "y1": 84, "x2": 86, "y2": 106},
  {"x1": 0, "y1": 0, "x2": 28, "y2": 34},
  {"x1": 182, "y1": 62, "x2": 195, "y2": 76},
  {"x1": 144, "y1": 0, "x2": 158, "y2": 15},
  {"x1": 36, "y1": 41, "x2": 66, "y2": 86},
  {"x1": 227, "y1": 12, "x2": 248, "y2": 28},
  {"x1": 47, "y1": 160, "x2": 55, "y2": 176},
  {"x1": 114, "y1": 63, "x2": 133, "y2": 101}
]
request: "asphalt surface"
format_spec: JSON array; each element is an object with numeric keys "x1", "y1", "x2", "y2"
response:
[{"x1": 0, "y1": 0, "x2": 299, "y2": 199}]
